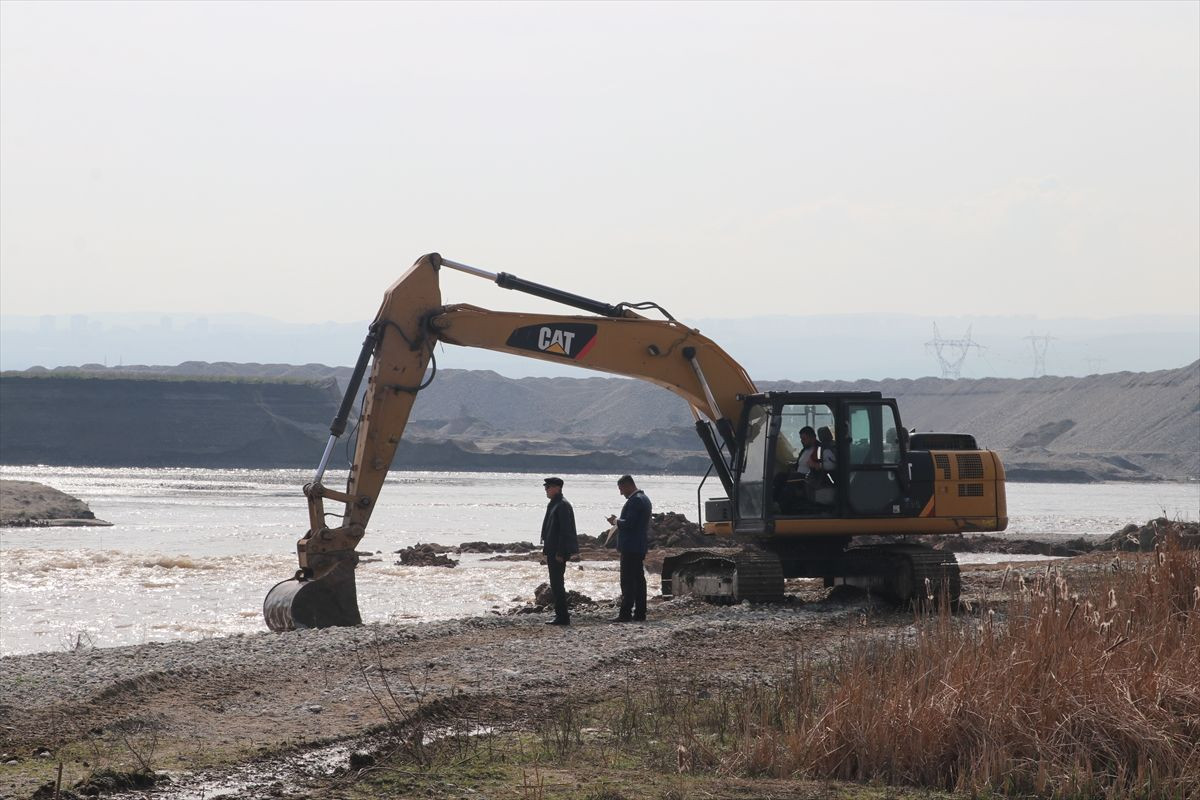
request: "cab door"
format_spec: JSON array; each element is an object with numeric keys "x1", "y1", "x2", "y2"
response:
[
  {"x1": 732, "y1": 403, "x2": 771, "y2": 533},
  {"x1": 843, "y1": 401, "x2": 905, "y2": 516}
]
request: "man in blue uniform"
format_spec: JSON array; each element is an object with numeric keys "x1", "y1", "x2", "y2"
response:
[
  {"x1": 540, "y1": 477, "x2": 578, "y2": 625},
  {"x1": 606, "y1": 474, "x2": 651, "y2": 622}
]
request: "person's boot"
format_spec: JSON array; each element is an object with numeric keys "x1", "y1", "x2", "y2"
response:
[{"x1": 546, "y1": 617, "x2": 570, "y2": 626}]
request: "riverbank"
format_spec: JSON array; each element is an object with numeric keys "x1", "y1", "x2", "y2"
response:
[
  {"x1": 0, "y1": 565, "x2": 1015, "y2": 799},
  {"x1": 3, "y1": 532, "x2": 1196, "y2": 799}
]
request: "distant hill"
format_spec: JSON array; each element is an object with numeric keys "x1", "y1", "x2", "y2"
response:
[
  {"x1": 405, "y1": 363, "x2": 1200, "y2": 481},
  {"x1": 759, "y1": 367, "x2": 1200, "y2": 482},
  {"x1": 3, "y1": 311, "x2": 1197, "y2": 380},
  {"x1": 0, "y1": 374, "x2": 340, "y2": 467},
  {"x1": 1, "y1": 362, "x2": 1196, "y2": 480}
]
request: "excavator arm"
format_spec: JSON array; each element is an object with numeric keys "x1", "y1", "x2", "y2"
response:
[{"x1": 264, "y1": 253, "x2": 756, "y2": 631}]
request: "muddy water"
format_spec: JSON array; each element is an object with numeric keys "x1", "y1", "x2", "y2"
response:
[{"x1": 1, "y1": 466, "x2": 1196, "y2": 656}]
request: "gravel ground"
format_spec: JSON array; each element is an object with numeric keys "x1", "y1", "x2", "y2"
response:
[
  {"x1": 4, "y1": 554, "x2": 1115, "y2": 799},
  {"x1": 0, "y1": 586, "x2": 881, "y2": 799}
]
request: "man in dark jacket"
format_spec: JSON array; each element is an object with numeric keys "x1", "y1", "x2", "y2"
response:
[
  {"x1": 540, "y1": 477, "x2": 579, "y2": 625},
  {"x1": 606, "y1": 475, "x2": 651, "y2": 622}
]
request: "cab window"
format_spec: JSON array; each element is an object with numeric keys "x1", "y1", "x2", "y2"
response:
[
  {"x1": 778, "y1": 403, "x2": 835, "y2": 465},
  {"x1": 847, "y1": 404, "x2": 901, "y2": 466}
]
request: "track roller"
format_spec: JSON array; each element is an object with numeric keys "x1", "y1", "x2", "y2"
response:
[{"x1": 829, "y1": 545, "x2": 960, "y2": 605}]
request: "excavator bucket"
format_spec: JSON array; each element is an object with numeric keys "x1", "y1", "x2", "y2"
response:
[
  {"x1": 264, "y1": 254, "x2": 442, "y2": 633},
  {"x1": 263, "y1": 555, "x2": 362, "y2": 631}
]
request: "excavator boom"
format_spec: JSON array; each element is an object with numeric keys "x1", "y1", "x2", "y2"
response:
[{"x1": 265, "y1": 254, "x2": 755, "y2": 630}]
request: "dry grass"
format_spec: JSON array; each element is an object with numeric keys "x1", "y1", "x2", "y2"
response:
[
  {"x1": 717, "y1": 525, "x2": 1200, "y2": 797},
  {"x1": 349, "y1": 526, "x2": 1198, "y2": 798}
]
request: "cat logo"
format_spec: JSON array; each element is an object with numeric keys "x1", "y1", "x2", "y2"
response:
[
  {"x1": 506, "y1": 323, "x2": 598, "y2": 361},
  {"x1": 538, "y1": 327, "x2": 574, "y2": 355}
]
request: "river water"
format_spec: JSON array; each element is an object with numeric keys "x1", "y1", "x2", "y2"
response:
[{"x1": 1, "y1": 466, "x2": 1196, "y2": 657}]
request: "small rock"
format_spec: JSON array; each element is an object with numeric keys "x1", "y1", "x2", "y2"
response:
[
  {"x1": 458, "y1": 541, "x2": 536, "y2": 554},
  {"x1": 307, "y1": 704, "x2": 323, "y2": 713},
  {"x1": 395, "y1": 545, "x2": 458, "y2": 568},
  {"x1": 533, "y1": 582, "x2": 593, "y2": 607}
]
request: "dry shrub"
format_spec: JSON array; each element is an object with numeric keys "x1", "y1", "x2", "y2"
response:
[{"x1": 724, "y1": 524, "x2": 1200, "y2": 798}]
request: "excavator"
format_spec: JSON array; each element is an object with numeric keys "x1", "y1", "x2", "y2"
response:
[{"x1": 263, "y1": 254, "x2": 1007, "y2": 631}]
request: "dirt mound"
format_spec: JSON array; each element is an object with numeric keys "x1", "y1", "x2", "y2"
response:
[
  {"x1": 447, "y1": 513, "x2": 736, "y2": 564},
  {"x1": 930, "y1": 534, "x2": 1097, "y2": 557},
  {"x1": 932, "y1": 518, "x2": 1200, "y2": 556},
  {"x1": 1099, "y1": 517, "x2": 1200, "y2": 552},
  {"x1": 532, "y1": 582, "x2": 594, "y2": 608},
  {"x1": 504, "y1": 582, "x2": 597, "y2": 612},
  {"x1": 648, "y1": 512, "x2": 737, "y2": 549},
  {"x1": 0, "y1": 480, "x2": 109, "y2": 526}
]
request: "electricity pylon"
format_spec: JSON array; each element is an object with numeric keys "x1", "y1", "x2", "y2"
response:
[
  {"x1": 925, "y1": 324, "x2": 985, "y2": 379},
  {"x1": 1025, "y1": 333, "x2": 1055, "y2": 377}
]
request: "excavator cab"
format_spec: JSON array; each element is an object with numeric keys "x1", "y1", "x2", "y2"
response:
[
  {"x1": 732, "y1": 393, "x2": 917, "y2": 527},
  {"x1": 700, "y1": 391, "x2": 1005, "y2": 537},
  {"x1": 663, "y1": 391, "x2": 1007, "y2": 604}
]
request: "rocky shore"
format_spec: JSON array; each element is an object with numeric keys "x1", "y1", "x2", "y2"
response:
[
  {"x1": 0, "y1": 577, "x2": 971, "y2": 799},
  {"x1": 3, "y1": 534, "x2": 1186, "y2": 800},
  {"x1": 2, "y1": 517, "x2": 1195, "y2": 798}
]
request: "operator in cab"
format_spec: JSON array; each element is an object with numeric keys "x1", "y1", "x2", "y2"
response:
[{"x1": 794, "y1": 426, "x2": 820, "y2": 475}]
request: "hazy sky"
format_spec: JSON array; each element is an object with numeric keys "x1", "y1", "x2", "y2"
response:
[{"x1": 2, "y1": 1, "x2": 1197, "y2": 325}]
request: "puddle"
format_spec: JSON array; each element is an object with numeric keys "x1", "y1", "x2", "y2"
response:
[
  {"x1": 106, "y1": 725, "x2": 501, "y2": 798},
  {"x1": 423, "y1": 723, "x2": 496, "y2": 745},
  {"x1": 107, "y1": 741, "x2": 363, "y2": 799}
]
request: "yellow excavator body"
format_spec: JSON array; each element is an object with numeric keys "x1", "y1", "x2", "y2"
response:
[{"x1": 264, "y1": 254, "x2": 1007, "y2": 631}]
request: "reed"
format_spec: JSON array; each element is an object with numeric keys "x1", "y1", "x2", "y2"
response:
[{"x1": 720, "y1": 524, "x2": 1199, "y2": 797}]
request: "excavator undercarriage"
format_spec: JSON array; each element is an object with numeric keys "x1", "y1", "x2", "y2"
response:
[{"x1": 661, "y1": 541, "x2": 961, "y2": 606}]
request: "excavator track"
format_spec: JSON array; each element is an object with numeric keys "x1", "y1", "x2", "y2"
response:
[
  {"x1": 661, "y1": 548, "x2": 784, "y2": 604},
  {"x1": 832, "y1": 544, "x2": 960, "y2": 605},
  {"x1": 906, "y1": 545, "x2": 962, "y2": 604}
]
